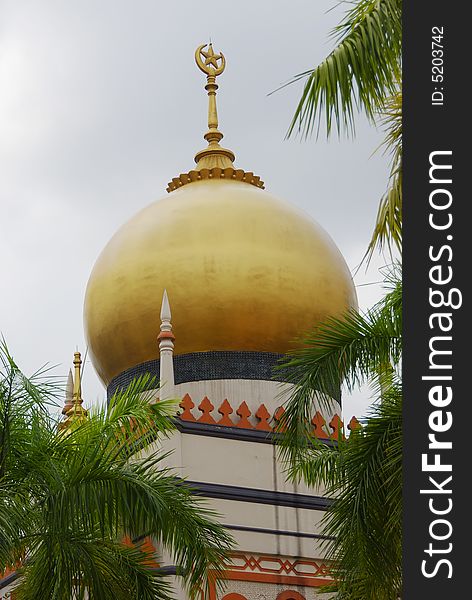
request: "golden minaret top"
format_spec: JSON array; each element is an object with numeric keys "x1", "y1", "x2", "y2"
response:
[
  {"x1": 59, "y1": 351, "x2": 88, "y2": 431},
  {"x1": 166, "y1": 43, "x2": 264, "y2": 192}
]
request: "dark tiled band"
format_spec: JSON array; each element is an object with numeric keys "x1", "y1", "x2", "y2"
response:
[
  {"x1": 107, "y1": 350, "x2": 341, "y2": 404},
  {"x1": 186, "y1": 480, "x2": 333, "y2": 511}
]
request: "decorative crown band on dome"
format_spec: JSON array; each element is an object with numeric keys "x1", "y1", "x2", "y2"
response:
[
  {"x1": 166, "y1": 167, "x2": 264, "y2": 193},
  {"x1": 166, "y1": 43, "x2": 264, "y2": 193}
]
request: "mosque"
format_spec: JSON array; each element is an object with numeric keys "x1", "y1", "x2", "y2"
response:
[
  {"x1": 84, "y1": 42, "x2": 358, "y2": 599},
  {"x1": 1, "y1": 44, "x2": 358, "y2": 599}
]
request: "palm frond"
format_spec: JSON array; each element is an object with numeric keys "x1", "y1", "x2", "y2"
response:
[
  {"x1": 365, "y1": 90, "x2": 402, "y2": 262},
  {"x1": 32, "y1": 446, "x2": 232, "y2": 596},
  {"x1": 285, "y1": 437, "x2": 347, "y2": 489},
  {"x1": 0, "y1": 338, "x2": 59, "y2": 480},
  {"x1": 282, "y1": 385, "x2": 402, "y2": 600},
  {"x1": 1, "y1": 343, "x2": 234, "y2": 598},
  {"x1": 14, "y1": 536, "x2": 173, "y2": 600},
  {"x1": 279, "y1": 0, "x2": 402, "y2": 138},
  {"x1": 276, "y1": 272, "x2": 402, "y2": 459},
  {"x1": 321, "y1": 386, "x2": 402, "y2": 599},
  {"x1": 63, "y1": 374, "x2": 178, "y2": 461}
]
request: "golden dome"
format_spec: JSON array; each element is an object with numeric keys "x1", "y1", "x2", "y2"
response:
[
  {"x1": 84, "y1": 179, "x2": 357, "y2": 385},
  {"x1": 83, "y1": 44, "x2": 357, "y2": 386}
]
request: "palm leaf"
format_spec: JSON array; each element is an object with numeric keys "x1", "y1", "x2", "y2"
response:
[
  {"x1": 322, "y1": 386, "x2": 402, "y2": 599},
  {"x1": 1, "y1": 343, "x2": 234, "y2": 599},
  {"x1": 276, "y1": 0, "x2": 402, "y2": 137},
  {"x1": 276, "y1": 270, "x2": 402, "y2": 459},
  {"x1": 15, "y1": 537, "x2": 173, "y2": 600},
  {"x1": 365, "y1": 90, "x2": 402, "y2": 261},
  {"x1": 283, "y1": 385, "x2": 402, "y2": 600}
]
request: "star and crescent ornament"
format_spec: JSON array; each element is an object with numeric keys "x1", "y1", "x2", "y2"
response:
[{"x1": 195, "y1": 43, "x2": 226, "y2": 77}]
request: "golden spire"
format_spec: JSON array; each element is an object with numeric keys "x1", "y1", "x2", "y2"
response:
[
  {"x1": 59, "y1": 351, "x2": 88, "y2": 431},
  {"x1": 72, "y1": 351, "x2": 83, "y2": 404},
  {"x1": 193, "y1": 43, "x2": 235, "y2": 170},
  {"x1": 166, "y1": 43, "x2": 264, "y2": 193}
]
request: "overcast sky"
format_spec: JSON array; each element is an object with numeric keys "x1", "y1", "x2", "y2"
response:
[{"x1": 1, "y1": 0, "x2": 393, "y2": 419}]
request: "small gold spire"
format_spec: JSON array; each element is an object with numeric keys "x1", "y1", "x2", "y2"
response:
[
  {"x1": 59, "y1": 351, "x2": 88, "y2": 431},
  {"x1": 166, "y1": 43, "x2": 264, "y2": 193},
  {"x1": 72, "y1": 351, "x2": 82, "y2": 404}
]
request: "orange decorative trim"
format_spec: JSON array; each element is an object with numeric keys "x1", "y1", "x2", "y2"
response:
[
  {"x1": 121, "y1": 536, "x2": 160, "y2": 568},
  {"x1": 273, "y1": 406, "x2": 287, "y2": 432},
  {"x1": 177, "y1": 394, "x2": 357, "y2": 440},
  {"x1": 348, "y1": 416, "x2": 362, "y2": 431},
  {"x1": 157, "y1": 330, "x2": 175, "y2": 341},
  {"x1": 218, "y1": 399, "x2": 234, "y2": 426},
  {"x1": 224, "y1": 571, "x2": 331, "y2": 586},
  {"x1": 225, "y1": 553, "x2": 333, "y2": 579},
  {"x1": 1, "y1": 565, "x2": 16, "y2": 579},
  {"x1": 179, "y1": 394, "x2": 196, "y2": 421},
  {"x1": 255, "y1": 404, "x2": 271, "y2": 431},
  {"x1": 198, "y1": 396, "x2": 217, "y2": 424},
  {"x1": 1, "y1": 553, "x2": 25, "y2": 589},
  {"x1": 235, "y1": 402, "x2": 252, "y2": 429},
  {"x1": 329, "y1": 415, "x2": 344, "y2": 440},
  {"x1": 207, "y1": 553, "x2": 334, "y2": 599},
  {"x1": 311, "y1": 411, "x2": 329, "y2": 439}
]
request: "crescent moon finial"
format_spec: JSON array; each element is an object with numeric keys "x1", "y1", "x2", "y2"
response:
[
  {"x1": 195, "y1": 43, "x2": 226, "y2": 77},
  {"x1": 194, "y1": 42, "x2": 228, "y2": 154}
]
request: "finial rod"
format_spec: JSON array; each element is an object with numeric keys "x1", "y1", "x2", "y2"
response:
[
  {"x1": 73, "y1": 351, "x2": 82, "y2": 401},
  {"x1": 195, "y1": 43, "x2": 226, "y2": 142},
  {"x1": 193, "y1": 43, "x2": 235, "y2": 168},
  {"x1": 59, "y1": 351, "x2": 88, "y2": 432},
  {"x1": 166, "y1": 43, "x2": 265, "y2": 192}
]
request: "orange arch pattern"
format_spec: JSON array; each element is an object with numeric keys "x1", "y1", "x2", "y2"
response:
[{"x1": 276, "y1": 592, "x2": 306, "y2": 600}]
